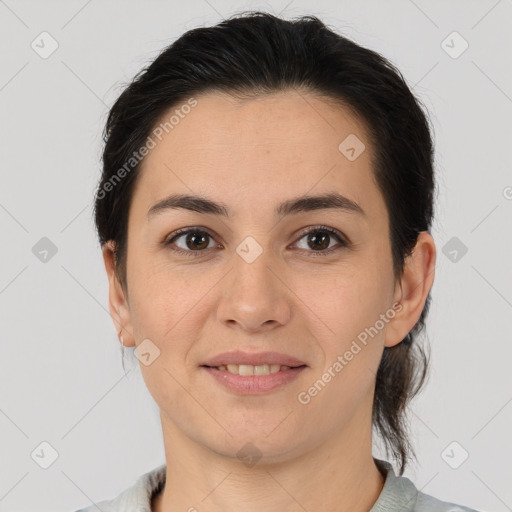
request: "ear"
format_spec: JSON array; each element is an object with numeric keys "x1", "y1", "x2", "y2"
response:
[
  {"x1": 384, "y1": 231, "x2": 436, "y2": 348},
  {"x1": 102, "y1": 240, "x2": 135, "y2": 347}
]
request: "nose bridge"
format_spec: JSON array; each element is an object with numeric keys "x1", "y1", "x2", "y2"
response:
[
  {"x1": 217, "y1": 237, "x2": 291, "y2": 330},
  {"x1": 231, "y1": 237, "x2": 277, "y2": 300}
]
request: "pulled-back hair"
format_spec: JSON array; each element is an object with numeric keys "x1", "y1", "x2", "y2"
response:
[{"x1": 94, "y1": 11, "x2": 435, "y2": 475}]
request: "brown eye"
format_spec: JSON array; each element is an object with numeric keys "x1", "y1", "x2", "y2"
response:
[
  {"x1": 164, "y1": 225, "x2": 348, "y2": 258},
  {"x1": 306, "y1": 231, "x2": 330, "y2": 250},
  {"x1": 182, "y1": 231, "x2": 210, "y2": 250},
  {"x1": 165, "y1": 228, "x2": 216, "y2": 255},
  {"x1": 294, "y1": 226, "x2": 348, "y2": 256}
]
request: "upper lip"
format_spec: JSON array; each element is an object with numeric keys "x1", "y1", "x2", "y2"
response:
[{"x1": 201, "y1": 351, "x2": 307, "y2": 368}]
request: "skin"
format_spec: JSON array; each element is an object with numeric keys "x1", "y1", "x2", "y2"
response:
[{"x1": 102, "y1": 89, "x2": 436, "y2": 512}]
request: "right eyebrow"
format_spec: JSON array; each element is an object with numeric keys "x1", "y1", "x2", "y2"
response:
[{"x1": 147, "y1": 192, "x2": 366, "y2": 220}]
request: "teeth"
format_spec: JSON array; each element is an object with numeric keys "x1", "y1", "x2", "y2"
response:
[{"x1": 216, "y1": 364, "x2": 293, "y2": 375}]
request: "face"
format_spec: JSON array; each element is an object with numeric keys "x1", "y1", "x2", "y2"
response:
[{"x1": 107, "y1": 90, "x2": 412, "y2": 463}]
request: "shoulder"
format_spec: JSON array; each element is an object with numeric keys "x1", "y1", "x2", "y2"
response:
[
  {"x1": 415, "y1": 490, "x2": 480, "y2": 512},
  {"x1": 71, "y1": 463, "x2": 166, "y2": 512},
  {"x1": 371, "y1": 459, "x2": 480, "y2": 512}
]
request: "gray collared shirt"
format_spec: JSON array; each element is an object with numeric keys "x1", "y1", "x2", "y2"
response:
[{"x1": 73, "y1": 459, "x2": 480, "y2": 511}]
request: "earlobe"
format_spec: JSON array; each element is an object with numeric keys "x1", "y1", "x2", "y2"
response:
[
  {"x1": 102, "y1": 241, "x2": 135, "y2": 347},
  {"x1": 384, "y1": 231, "x2": 436, "y2": 348}
]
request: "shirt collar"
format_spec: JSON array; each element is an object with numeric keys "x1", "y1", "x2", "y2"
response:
[{"x1": 370, "y1": 458, "x2": 418, "y2": 511}]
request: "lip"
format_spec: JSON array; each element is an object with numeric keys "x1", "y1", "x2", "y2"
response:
[
  {"x1": 201, "y1": 350, "x2": 307, "y2": 368},
  {"x1": 202, "y1": 365, "x2": 307, "y2": 394}
]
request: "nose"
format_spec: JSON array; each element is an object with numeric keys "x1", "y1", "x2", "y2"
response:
[{"x1": 216, "y1": 248, "x2": 292, "y2": 333}]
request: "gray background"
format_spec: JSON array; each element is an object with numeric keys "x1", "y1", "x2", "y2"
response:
[{"x1": 1, "y1": 0, "x2": 511, "y2": 510}]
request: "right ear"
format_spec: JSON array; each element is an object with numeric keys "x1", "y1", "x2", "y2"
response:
[{"x1": 102, "y1": 240, "x2": 135, "y2": 347}]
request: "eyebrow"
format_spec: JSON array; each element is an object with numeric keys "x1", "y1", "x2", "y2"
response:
[{"x1": 147, "y1": 192, "x2": 365, "y2": 220}]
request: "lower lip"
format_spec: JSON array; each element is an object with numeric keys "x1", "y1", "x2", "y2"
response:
[{"x1": 201, "y1": 366, "x2": 307, "y2": 395}]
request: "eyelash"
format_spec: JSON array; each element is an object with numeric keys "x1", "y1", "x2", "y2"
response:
[{"x1": 163, "y1": 225, "x2": 350, "y2": 258}]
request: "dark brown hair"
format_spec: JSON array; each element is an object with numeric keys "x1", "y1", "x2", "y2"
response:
[{"x1": 94, "y1": 11, "x2": 435, "y2": 475}]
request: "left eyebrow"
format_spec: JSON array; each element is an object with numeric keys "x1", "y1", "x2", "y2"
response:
[{"x1": 146, "y1": 192, "x2": 366, "y2": 220}]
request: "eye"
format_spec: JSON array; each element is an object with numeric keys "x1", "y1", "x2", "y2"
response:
[
  {"x1": 164, "y1": 227, "x2": 218, "y2": 256},
  {"x1": 163, "y1": 225, "x2": 349, "y2": 257},
  {"x1": 293, "y1": 225, "x2": 349, "y2": 256}
]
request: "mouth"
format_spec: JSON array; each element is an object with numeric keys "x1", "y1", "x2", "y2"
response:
[
  {"x1": 199, "y1": 351, "x2": 308, "y2": 394},
  {"x1": 201, "y1": 365, "x2": 307, "y2": 395},
  {"x1": 201, "y1": 363, "x2": 306, "y2": 376},
  {"x1": 201, "y1": 350, "x2": 307, "y2": 369}
]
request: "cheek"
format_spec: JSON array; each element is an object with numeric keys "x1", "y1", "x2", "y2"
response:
[
  {"x1": 297, "y1": 270, "x2": 390, "y2": 414},
  {"x1": 130, "y1": 284, "x2": 196, "y2": 349},
  {"x1": 296, "y1": 261, "x2": 391, "y2": 343},
  {"x1": 127, "y1": 269, "x2": 201, "y2": 413},
  {"x1": 303, "y1": 272, "x2": 392, "y2": 405},
  {"x1": 126, "y1": 246, "x2": 194, "y2": 336}
]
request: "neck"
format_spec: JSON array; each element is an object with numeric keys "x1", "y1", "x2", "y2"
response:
[{"x1": 152, "y1": 403, "x2": 385, "y2": 511}]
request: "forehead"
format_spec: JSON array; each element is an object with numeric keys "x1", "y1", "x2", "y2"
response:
[{"x1": 131, "y1": 89, "x2": 386, "y2": 223}]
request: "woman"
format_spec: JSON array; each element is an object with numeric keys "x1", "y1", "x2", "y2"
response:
[{"x1": 75, "y1": 11, "x2": 479, "y2": 512}]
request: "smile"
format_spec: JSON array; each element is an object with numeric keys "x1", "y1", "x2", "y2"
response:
[{"x1": 201, "y1": 365, "x2": 307, "y2": 394}]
